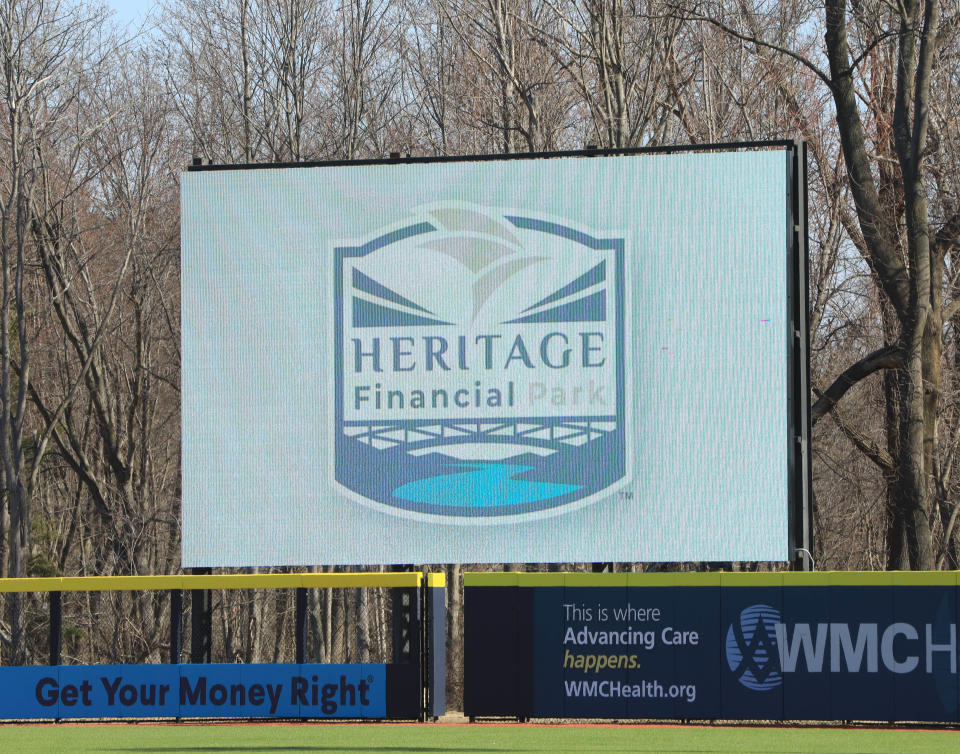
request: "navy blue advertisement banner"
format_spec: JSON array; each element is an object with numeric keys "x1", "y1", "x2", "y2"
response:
[
  {"x1": 464, "y1": 577, "x2": 960, "y2": 722},
  {"x1": 0, "y1": 663, "x2": 386, "y2": 719}
]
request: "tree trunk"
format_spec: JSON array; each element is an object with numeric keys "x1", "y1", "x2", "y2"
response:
[
  {"x1": 446, "y1": 563, "x2": 462, "y2": 709},
  {"x1": 6, "y1": 483, "x2": 27, "y2": 662}
]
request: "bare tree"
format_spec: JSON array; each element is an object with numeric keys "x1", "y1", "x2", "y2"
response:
[
  {"x1": 259, "y1": 0, "x2": 330, "y2": 160},
  {"x1": 536, "y1": 0, "x2": 684, "y2": 148},
  {"x1": 0, "y1": 0, "x2": 131, "y2": 660},
  {"x1": 438, "y1": 0, "x2": 573, "y2": 152},
  {"x1": 325, "y1": 0, "x2": 406, "y2": 159},
  {"x1": 691, "y1": 0, "x2": 960, "y2": 569},
  {"x1": 159, "y1": 0, "x2": 269, "y2": 162}
]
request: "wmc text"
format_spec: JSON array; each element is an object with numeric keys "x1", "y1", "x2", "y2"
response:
[{"x1": 775, "y1": 622, "x2": 957, "y2": 674}]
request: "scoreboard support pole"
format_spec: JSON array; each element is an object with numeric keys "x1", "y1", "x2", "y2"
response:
[
  {"x1": 170, "y1": 588, "x2": 183, "y2": 663},
  {"x1": 295, "y1": 587, "x2": 308, "y2": 663},
  {"x1": 190, "y1": 567, "x2": 213, "y2": 663},
  {"x1": 788, "y1": 138, "x2": 813, "y2": 572},
  {"x1": 49, "y1": 591, "x2": 62, "y2": 666}
]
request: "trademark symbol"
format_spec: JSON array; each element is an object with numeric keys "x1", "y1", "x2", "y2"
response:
[{"x1": 618, "y1": 491, "x2": 634, "y2": 500}]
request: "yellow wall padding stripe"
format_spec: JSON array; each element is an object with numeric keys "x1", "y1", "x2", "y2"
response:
[
  {"x1": 425, "y1": 572, "x2": 446, "y2": 588},
  {"x1": 59, "y1": 576, "x2": 185, "y2": 592},
  {"x1": 0, "y1": 572, "x2": 425, "y2": 593},
  {"x1": 463, "y1": 572, "x2": 520, "y2": 587},
  {"x1": 463, "y1": 571, "x2": 960, "y2": 588}
]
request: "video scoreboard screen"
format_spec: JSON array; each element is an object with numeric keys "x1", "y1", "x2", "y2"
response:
[{"x1": 181, "y1": 146, "x2": 805, "y2": 566}]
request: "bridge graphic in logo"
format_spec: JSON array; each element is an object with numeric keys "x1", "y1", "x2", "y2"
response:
[
  {"x1": 333, "y1": 203, "x2": 626, "y2": 519},
  {"x1": 725, "y1": 604, "x2": 783, "y2": 691}
]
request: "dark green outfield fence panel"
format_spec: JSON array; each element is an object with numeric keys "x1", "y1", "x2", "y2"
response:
[{"x1": 464, "y1": 572, "x2": 960, "y2": 722}]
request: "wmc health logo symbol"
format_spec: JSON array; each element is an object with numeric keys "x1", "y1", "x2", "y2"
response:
[
  {"x1": 725, "y1": 604, "x2": 783, "y2": 691},
  {"x1": 333, "y1": 203, "x2": 626, "y2": 520}
]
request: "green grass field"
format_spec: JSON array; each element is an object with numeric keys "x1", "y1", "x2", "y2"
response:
[{"x1": 1, "y1": 722, "x2": 959, "y2": 753}]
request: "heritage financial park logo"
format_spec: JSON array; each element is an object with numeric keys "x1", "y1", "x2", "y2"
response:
[{"x1": 333, "y1": 202, "x2": 627, "y2": 520}]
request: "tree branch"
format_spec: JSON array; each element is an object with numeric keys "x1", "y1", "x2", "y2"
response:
[
  {"x1": 945, "y1": 298, "x2": 960, "y2": 323},
  {"x1": 934, "y1": 211, "x2": 960, "y2": 258},
  {"x1": 816, "y1": 392, "x2": 896, "y2": 473},
  {"x1": 674, "y1": 6, "x2": 832, "y2": 86},
  {"x1": 812, "y1": 344, "x2": 904, "y2": 423}
]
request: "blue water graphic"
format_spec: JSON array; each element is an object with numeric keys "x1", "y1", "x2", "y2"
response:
[{"x1": 393, "y1": 462, "x2": 580, "y2": 509}]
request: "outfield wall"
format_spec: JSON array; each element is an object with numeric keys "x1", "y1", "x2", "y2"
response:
[
  {"x1": 464, "y1": 572, "x2": 960, "y2": 722},
  {"x1": 0, "y1": 572, "x2": 444, "y2": 720}
]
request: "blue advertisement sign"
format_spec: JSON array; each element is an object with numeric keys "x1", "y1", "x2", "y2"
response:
[
  {"x1": 0, "y1": 663, "x2": 385, "y2": 719},
  {"x1": 465, "y1": 577, "x2": 960, "y2": 722}
]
